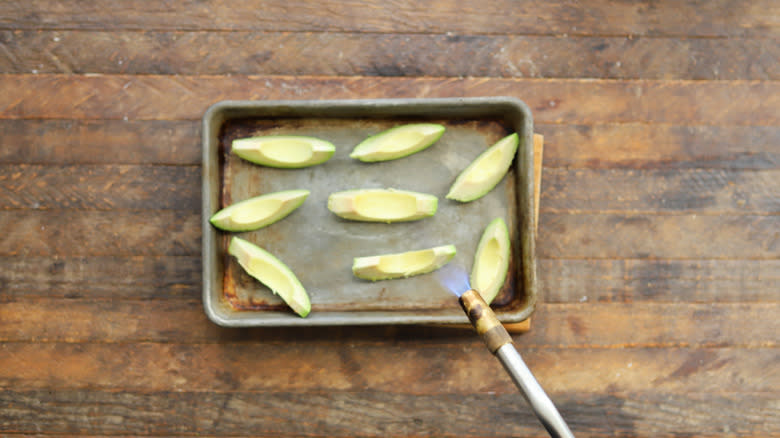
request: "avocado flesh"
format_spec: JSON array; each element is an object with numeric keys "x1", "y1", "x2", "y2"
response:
[
  {"x1": 328, "y1": 189, "x2": 437, "y2": 222},
  {"x1": 446, "y1": 133, "x2": 519, "y2": 202},
  {"x1": 228, "y1": 237, "x2": 311, "y2": 317},
  {"x1": 353, "y1": 245, "x2": 457, "y2": 281},
  {"x1": 210, "y1": 190, "x2": 309, "y2": 232},
  {"x1": 350, "y1": 123, "x2": 445, "y2": 162},
  {"x1": 232, "y1": 135, "x2": 335, "y2": 168},
  {"x1": 470, "y1": 217, "x2": 510, "y2": 304}
]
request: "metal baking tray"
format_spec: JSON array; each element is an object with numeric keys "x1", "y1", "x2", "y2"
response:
[{"x1": 202, "y1": 97, "x2": 537, "y2": 327}]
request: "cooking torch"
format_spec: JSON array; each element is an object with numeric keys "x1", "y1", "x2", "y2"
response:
[{"x1": 458, "y1": 288, "x2": 575, "y2": 438}]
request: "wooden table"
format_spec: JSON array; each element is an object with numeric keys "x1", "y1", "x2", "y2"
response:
[{"x1": 1, "y1": 2, "x2": 778, "y2": 436}]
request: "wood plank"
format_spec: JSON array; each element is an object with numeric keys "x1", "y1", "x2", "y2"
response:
[
  {"x1": 0, "y1": 343, "x2": 775, "y2": 394},
  {"x1": 3, "y1": 120, "x2": 776, "y2": 169},
  {"x1": 0, "y1": 256, "x2": 200, "y2": 299},
  {"x1": 3, "y1": 165, "x2": 777, "y2": 213},
  {"x1": 3, "y1": 256, "x2": 776, "y2": 303},
  {"x1": 526, "y1": 303, "x2": 779, "y2": 348},
  {"x1": 0, "y1": 75, "x2": 777, "y2": 125},
  {"x1": 541, "y1": 168, "x2": 780, "y2": 213},
  {"x1": 2, "y1": 31, "x2": 777, "y2": 80},
  {"x1": 0, "y1": 0, "x2": 776, "y2": 37},
  {"x1": 1, "y1": 300, "x2": 776, "y2": 346},
  {"x1": 538, "y1": 213, "x2": 780, "y2": 259},
  {"x1": 538, "y1": 123, "x2": 780, "y2": 170},
  {"x1": 1, "y1": 210, "x2": 775, "y2": 258},
  {"x1": 0, "y1": 165, "x2": 199, "y2": 210},
  {"x1": 0, "y1": 210, "x2": 200, "y2": 256},
  {"x1": 540, "y1": 259, "x2": 780, "y2": 303},
  {"x1": 0, "y1": 119, "x2": 200, "y2": 165},
  {"x1": 0, "y1": 390, "x2": 775, "y2": 436}
]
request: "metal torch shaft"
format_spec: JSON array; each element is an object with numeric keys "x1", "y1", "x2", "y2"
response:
[
  {"x1": 459, "y1": 289, "x2": 574, "y2": 438},
  {"x1": 496, "y1": 343, "x2": 574, "y2": 438}
]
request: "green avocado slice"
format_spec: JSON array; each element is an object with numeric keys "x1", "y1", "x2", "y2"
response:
[
  {"x1": 470, "y1": 217, "x2": 510, "y2": 304},
  {"x1": 350, "y1": 123, "x2": 445, "y2": 162},
  {"x1": 232, "y1": 135, "x2": 335, "y2": 168},
  {"x1": 228, "y1": 237, "x2": 311, "y2": 317},
  {"x1": 210, "y1": 190, "x2": 309, "y2": 232},
  {"x1": 352, "y1": 245, "x2": 456, "y2": 281},
  {"x1": 446, "y1": 133, "x2": 519, "y2": 202},
  {"x1": 328, "y1": 188, "x2": 437, "y2": 223}
]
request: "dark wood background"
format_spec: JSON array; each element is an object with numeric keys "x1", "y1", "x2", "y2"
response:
[{"x1": 1, "y1": 1, "x2": 778, "y2": 436}]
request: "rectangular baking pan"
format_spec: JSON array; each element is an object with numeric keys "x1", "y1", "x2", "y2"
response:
[{"x1": 202, "y1": 97, "x2": 536, "y2": 326}]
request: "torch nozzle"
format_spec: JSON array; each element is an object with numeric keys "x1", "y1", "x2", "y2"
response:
[{"x1": 458, "y1": 289, "x2": 513, "y2": 353}]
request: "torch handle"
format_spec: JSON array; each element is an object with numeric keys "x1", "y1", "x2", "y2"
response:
[{"x1": 496, "y1": 343, "x2": 575, "y2": 438}]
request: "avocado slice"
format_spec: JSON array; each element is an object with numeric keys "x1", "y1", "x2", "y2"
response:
[
  {"x1": 228, "y1": 237, "x2": 311, "y2": 317},
  {"x1": 232, "y1": 135, "x2": 335, "y2": 168},
  {"x1": 470, "y1": 217, "x2": 510, "y2": 304},
  {"x1": 210, "y1": 190, "x2": 309, "y2": 232},
  {"x1": 350, "y1": 123, "x2": 446, "y2": 162},
  {"x1": 446, "y1": 133, "x2": 519, "y2": 202},
  {"x1": 352, "y1": 245, "x2": 456, "y2": 281},
  {"x1": 328, "y1": 188, "x2": 437, "y2": 222}
]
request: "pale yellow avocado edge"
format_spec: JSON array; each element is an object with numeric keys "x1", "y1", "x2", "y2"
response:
[
  {"x1": 210, "y1": 189, "x2": 309, "y2": 232},
  {"x1": 470, "y1": 217, "x2": 511, "y2": 304},
  {"x1": 350, "y1": 123, "x2": 446, "y2": 162},
  {"x1": 228, "y1": 237, "x2": 311, "y2": 317},
  {"x1": 232, "y1": 135, "x2": 336, "y2": 168},
  {"x1": 446, "y1": 133, "x2": 519, "y2": 203},
  {"x1": 352, "y1": 244, "x2": 457, "y2": 281},
  {"x1": 327, "y1": 188, "x2": 438, "y2": 223}
]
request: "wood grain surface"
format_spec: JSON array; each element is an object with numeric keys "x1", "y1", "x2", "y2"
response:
[
  {"x1": 2, "y1": 31, "x2": 778, "y2": 80},
  {"x1": 0, "y1": 1, "x2": 778, "y2": 436},
  {"x1": 1, "y1": 75, "x2": 778, "y2": 125},
  {"x1": 1, "y1": 0, "x2": 777, "y2": 36}
]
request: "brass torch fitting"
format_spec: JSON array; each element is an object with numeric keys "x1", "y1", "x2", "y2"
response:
[{"x1": 459, "y1": 289, "x2": 513, "y2": 353}]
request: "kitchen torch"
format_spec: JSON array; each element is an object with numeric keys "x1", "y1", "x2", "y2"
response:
[{"x1": 458, "y1": 288, "x2": 575, "y2": 438}]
